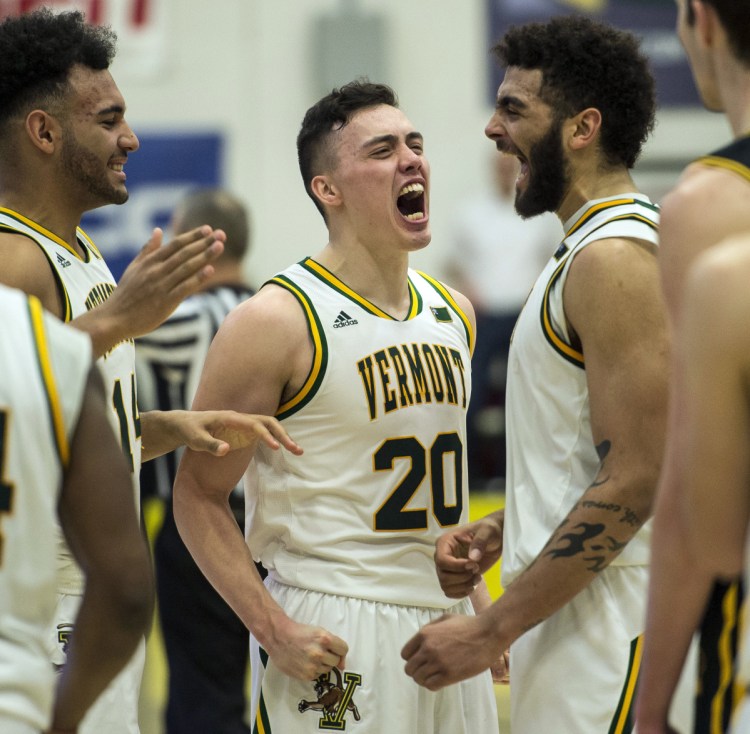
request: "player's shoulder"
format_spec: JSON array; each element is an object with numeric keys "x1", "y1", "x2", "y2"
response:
[
  {"x1": 0, "y1": 229, "x2": 60, "y2": 309},
  {"x1": 666, "y1": 159, "x2": 747, "y2": 211},
  {"x1": 219, "y1": 280, "x2": 309, "y2": 340}
]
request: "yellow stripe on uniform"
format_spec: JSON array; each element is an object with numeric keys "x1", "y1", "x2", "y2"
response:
[
  {"x1": 699, "y1": 156, "x2": 750, "y2": 184},
  {"x1": 712, "y1": 582, "x2": 740, "y2": 734},
  {"x1": 304, "y1": 258, "x2": 397, "y2": 319},
  {"x1": 541, "y1": 258, "x2": 584, "y2": 367},
  {"x1": 610, "y1": 635, "x2": 643, "y2": 734},
  {"x1": 0, "y1": 206, "x2": 85, "y2": 260},
  {"x1": 416, "y1": 271, "x2": 475, "y2": 354},
  {"x1": 271, "y1": 277, "x2": 326, "y2": 416},
  {"x1": 28, "y1": 296, "x2": 70, "y2": 467},
  {"x1": 565, "y1": 198, "x2": 637, "y2": 238}
]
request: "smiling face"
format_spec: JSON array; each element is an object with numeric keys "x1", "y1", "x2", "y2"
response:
[
  {"x1": 317, "y1": 104, "x2": 431, "y2": 253},
  {"x1": 485, "y1": 67, "x2": 570, "y2": 219},
  {"x1": 58, "y1": 65, "x2": 139, "y2": 210}
]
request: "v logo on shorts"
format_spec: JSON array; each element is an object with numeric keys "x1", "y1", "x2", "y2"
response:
[{"x1": 297, "y1": 666, "x2": 363, "y2": 729}]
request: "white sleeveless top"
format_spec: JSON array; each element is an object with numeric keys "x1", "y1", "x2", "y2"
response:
[
  {"x1": 0, "y1": 285, "x2": 90, "y2": 729},
  {"x1": 246, "y1": 258, "x2": 473, "y2": 609},
  {"x1": 502, "y1": 195, "x2": 660, "y2": 586},
  {"x1": 0, "y1": 208, "x2": 140, "y2": 594}
]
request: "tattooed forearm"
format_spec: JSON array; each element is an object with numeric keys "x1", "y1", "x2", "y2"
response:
[
  {"x1": 546, "y1": 522, "x2": 629, "y2": 574},
  {"x1": 581, "y1": 500, "x2": 621, "y2": 513},
  {"x1": 546, "y1": 523, "x2": 605, "y2": 559},
  {"x1": 579, "y1": 499, "x2": 642, "y2": 528}
]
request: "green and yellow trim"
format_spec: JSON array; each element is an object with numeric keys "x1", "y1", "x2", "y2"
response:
[
  {"x1": 27, "y1": 295, "x2": 70, "y2": 467},
  {"x1": 270, "y1": 275, "x2": 328, "y2": 420},
  {"x1": 302, "y1": 257, "x2": 422, "y2": 320},
  {"x1": 565, "y1": 198, "x2": 659, "y2": 239},
  {"x1": 608, "y1": 635, "x2": 642, "y2": 734},
  {"x1": 540, "y1": 258, "x2": 584, "y2": 368},
  {"x1": 709, "y1": 581, "x2": 742, "y2": 734},
  {"x1": 0, "y1": 206, "x2": 90, "y2": 261},
  {"x1": 417, "y1": 270, "x2": 475, "y2": 354}
]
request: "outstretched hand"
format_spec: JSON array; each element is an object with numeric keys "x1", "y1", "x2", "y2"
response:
[
  {"x1": 107, "y1": 225, "x2": 226, "y2": 340},
  {"x1": 435, "y1": 511, "x2": 504, "y2": 598},
  {"x1": 141, "y1": 410, "x2": 303, "y2": 462}
]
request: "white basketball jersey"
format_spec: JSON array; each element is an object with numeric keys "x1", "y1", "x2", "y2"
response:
[
  {"x1": 502, "y1": 195, "x2": 660, "y2": 586},
  {"x1": 246, "y1": 259, "x2": 473, "y2": 609},
  {"x1": 0, "y1": 285, "x2": 91, "y2": 730},
  {"x1": 0, "y1": 208, "x2": 140, "y2": 594}
]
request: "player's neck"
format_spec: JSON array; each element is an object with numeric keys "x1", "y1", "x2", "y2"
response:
[
  {"x1": 556, "y1": 167, "x2": 638, "y2": 225},
  {"x1": 314, "y1": 243, "x2": 412, "y2": 319}
]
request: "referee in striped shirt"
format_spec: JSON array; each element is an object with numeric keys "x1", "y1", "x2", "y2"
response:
[{"x1": 136, "y1": 189, "x2": 257, "y2": 734}]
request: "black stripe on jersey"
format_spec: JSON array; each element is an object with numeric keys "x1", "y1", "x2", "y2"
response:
[
  {"x1": 270, "y1": 275, "x2": 328, "y2": 420},
  {"x1": 540, "y1": 257, "x2": 585, "y2": 369},
  {"x1": 253, "y1": 647, "x2": 271, "y2": 734},
  {"x1": 608, "y1": 635, "x2": 642, "y2": 734},
  {"x1": 695, "y1": 578, "x2": 744, "y2": 734},
  {"x1": 698, "y1": 134, "x2": 750, "y2": 184}
]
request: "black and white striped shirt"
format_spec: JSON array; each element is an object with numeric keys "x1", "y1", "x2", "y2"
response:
[{"x1": 136, "y1": 284, "x2": 254, "y2": 502}]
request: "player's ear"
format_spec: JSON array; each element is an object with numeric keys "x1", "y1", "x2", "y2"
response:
[
  {"x1": 567, "y1": 107, "x2": 601, "y2": 152},
  {"x1": 25, "y1": 110, "x2": 62, "y2": 154},
  {"x1": 311, "y1": 174, "x2": 342, "y2": 209}
]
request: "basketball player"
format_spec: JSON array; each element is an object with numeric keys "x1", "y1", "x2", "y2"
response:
[
  {"x1": 401, "y1": 16, "x2": 691, "y2": 733},
  {"x1": 677, "y1": 234, "x2": 750, "y2": 733},
  {"x1": 173, "y1": 80, "x2": 500, "y2": 733},
  {"x1": 0, "y1": 9, "x2": 297, "y2": 733},
  {"x1": 0, "y1": 283, "x2": 152, "y2": 734},
  {"x1": 136, "y1": 189, "x2": 257, "y2": 734},
  {"x1": 636, "y1": 2, "x2": 750, "y2": 732}
]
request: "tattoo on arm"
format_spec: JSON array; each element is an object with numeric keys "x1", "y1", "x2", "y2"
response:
[
  {"x1": 591, "y1": 439, "x2": 611, "y2": 488},
  {"x1": 546, "y1": 522, "x2": 629, "y2": 573}
]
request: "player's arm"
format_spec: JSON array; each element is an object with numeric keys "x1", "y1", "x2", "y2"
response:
[
  {"x1": 48, "y1": 367, "x2": 154, "y2": 733},
  {"x1": 140, "y1": 407, "x2": 303, "y2": 462},
  {"x1": 403, "y1": 236, "x2": 669, "y2": 689},
  {"x1": 637, "y1": 170, "x2": 750, "y2": 733},
  {"x1": 0, "y1": 226, "x2": 226, "y2": 358},
  {"x1": 172, "y1": 285, "x2": 348, "y2": 681},
  {"x1": 68, "y1": 226, "x2": 225, "y2": 357},
  {"x1": 490, "y1": 236, "x2": 668, "y2": 639},
  {"x1": 681, "y1": 239, "x2": 750, "y2": 577}
]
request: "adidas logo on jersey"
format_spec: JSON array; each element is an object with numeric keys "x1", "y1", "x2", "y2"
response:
[
  {"x1": 56, "y1": 253, "x2": 71, "y2": 268},
  {"x1": 333, "y1": 310, "x2": 358, "y2": 328}
]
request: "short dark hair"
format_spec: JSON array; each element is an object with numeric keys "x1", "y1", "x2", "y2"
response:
[
  {"x1": 172, "y1": 189, "x2": 251, "y2": 262},
  {"x1": 0, "y1": 8, "x2": 116, "y2": 133},
  {"x1": 493, "y1": 15, "x2": 656, "y2": 169},
  {"x1": 686, "y1": 0, "x2": 750, "y2": 66},
  {"x1": 296, "y1": 79, "x2": 398, "y2": 220}
]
